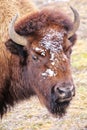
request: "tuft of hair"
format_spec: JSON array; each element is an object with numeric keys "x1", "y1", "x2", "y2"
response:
[
  {"x1": 0, "y1": 0, "x2": 38, "y2": 43},
  {"x1": 15, "y1": 8, "x2": 74, "y2": 36}
]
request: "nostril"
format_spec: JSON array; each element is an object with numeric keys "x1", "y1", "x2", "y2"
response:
[
  {"x1": 54, "y1": 87, "x2": 66, "y2": 99},
  {"x1": 55, "y1": 85, "x2": 74, "y2": 97},
  {"x1": 57, "y1": 87, "x2": 65, "y2": 94},
  {"x1": 53, "y1": 84, "x2": 75, "y2": 101}
]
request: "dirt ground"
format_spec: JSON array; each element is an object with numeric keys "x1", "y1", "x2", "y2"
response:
[{"x1": 0, "y1": 0, "x2": 87, "y2": 130}]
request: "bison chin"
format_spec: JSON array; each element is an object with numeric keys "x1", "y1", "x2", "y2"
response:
[{"x1": 50, "y1": 100, "x2": 70, "y2": 117}]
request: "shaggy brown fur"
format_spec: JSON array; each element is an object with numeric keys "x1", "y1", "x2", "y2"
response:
[
  {"x1": 15, "y1": 8, "x2": 76, "y2": 43},
  {"x1": 0, "y1": 0, "x2": 38, "y2": 43},
  {"x1": 1, "y1": 6, "x2": 77, "y2": 118},
  {"x1": 15, "y1": 9, "x2": 73, "y2": 35},
  {"x1": 0, "y1": 0, "x2": 38, "y2": 117}
]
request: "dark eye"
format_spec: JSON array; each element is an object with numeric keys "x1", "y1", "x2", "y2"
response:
[{"x1": 32, "y1": 55, "x2": 38, "y2": 61}]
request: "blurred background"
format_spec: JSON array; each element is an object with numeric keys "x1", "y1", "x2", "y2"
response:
[{"x1": 1, "y1": 0, "x2": 87, "y2": 130}]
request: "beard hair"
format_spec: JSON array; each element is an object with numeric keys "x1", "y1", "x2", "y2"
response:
[{"x1": 50, "y1": 101, "x2": 70, "y2": 117}]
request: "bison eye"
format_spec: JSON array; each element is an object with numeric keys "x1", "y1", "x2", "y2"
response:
[{"x1": 32, "y1": 55, "x2": 38, "y2": 61}]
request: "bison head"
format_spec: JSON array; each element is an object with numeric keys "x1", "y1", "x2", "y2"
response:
[{"x1": 6, "y1": 7, "x2": 80, "y2": 117}]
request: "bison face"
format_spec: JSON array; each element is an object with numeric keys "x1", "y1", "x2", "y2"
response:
[
  {"x1": 6, "y1": 7, "x2": 79, "y2": 117},
  {"x1": 6, "y1": 27, "x2": 75, "y2": 117},
  {"x1": 26, "y1": 27, "x2": 75, "y2": 117}
]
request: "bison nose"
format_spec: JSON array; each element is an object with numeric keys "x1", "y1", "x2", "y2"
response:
[{"x1": 54, "y1": 84, "x2": 75, "y2": 102}]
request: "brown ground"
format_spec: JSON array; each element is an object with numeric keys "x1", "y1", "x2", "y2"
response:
[{"x1": 0, "y1": 0, "x2": 87, "y2": 130}]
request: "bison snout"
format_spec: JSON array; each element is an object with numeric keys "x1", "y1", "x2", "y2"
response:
[{"x1": 53, "y1": 83, "x2": 75, "y2": 102}]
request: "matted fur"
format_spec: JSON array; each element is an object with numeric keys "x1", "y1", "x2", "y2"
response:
[
  {"x1": 0, "y1": 0, "x2": 38, "y2": 43},
  {"x1": 15, "y1": 9, "x2": 73, "y2": 35},
  {"x1": 15, "y1": 8, "x2": 76, "y2": 44}
]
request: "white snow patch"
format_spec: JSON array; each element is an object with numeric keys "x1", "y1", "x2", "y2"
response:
[
  {"x1": 50, "y1": 52, "x2": 55, "y2": 65},
  {"x1": 35, "y1": 47, "x2": 42, "y2": 51},
  {"x1": 42, "y1": 69, "x2": 56, "y2": 77},
  {"x1": 41, "y1": 51, "x2": 46, "y2": 56},
  {"x1": 50, "y1": 52, "x2": 55, "y2": 61},
  {"x1": 40, "y1": 29, "x2": 64, "y2": 52},
  {"x1": 51, "y1": 62, "x2": 55, "y2": 65},
  {"x1": 35, "y1": 47, "x2": 46, "y2": 56}
]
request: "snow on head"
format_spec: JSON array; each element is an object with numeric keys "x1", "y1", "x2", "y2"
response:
[
  {"x1": 40, "y1": 29, "x2": 64, "y2": 52},
  {"x1": 42, "y1": 69, "x2": 56, "y2": 77},
  {"x1": 35, "y1": 47, "x2": 46, "y2": 56},
  {"x1": 40, "y1": 29, "x2": 66, "y2": 77}
]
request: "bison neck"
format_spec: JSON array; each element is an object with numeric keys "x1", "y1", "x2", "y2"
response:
[{"x1": 0, "y1": 52, "x2": 35, "y2": 117}]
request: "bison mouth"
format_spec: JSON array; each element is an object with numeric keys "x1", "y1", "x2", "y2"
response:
[
  {"x1": 48, "y1": 84, "x2": 74, "y2": 117},
  {"x1": 50, "y1": 100, "x2": 70, "y2": 117}
]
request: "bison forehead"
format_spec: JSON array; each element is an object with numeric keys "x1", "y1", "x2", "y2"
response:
[{"x1": 40, "y1": 29, "x2": 64, "y2": 53}]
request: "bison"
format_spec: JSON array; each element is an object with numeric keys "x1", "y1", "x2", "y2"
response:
[{"x1": 0, "y1": 6, "x2": 80, "y2": 118}]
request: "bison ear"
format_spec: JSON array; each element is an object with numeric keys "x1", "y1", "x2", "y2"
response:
[{"x1": 5, "y1": 39, "x2": 28, "y2": 57}]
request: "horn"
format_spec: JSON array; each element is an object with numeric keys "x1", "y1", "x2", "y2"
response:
[
  {"x1": 9, "y1": 14, "x2": 27, "y2": 46},
  {"x1": 68, "y1": 6, "x2": 80, "y2": 38}
]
